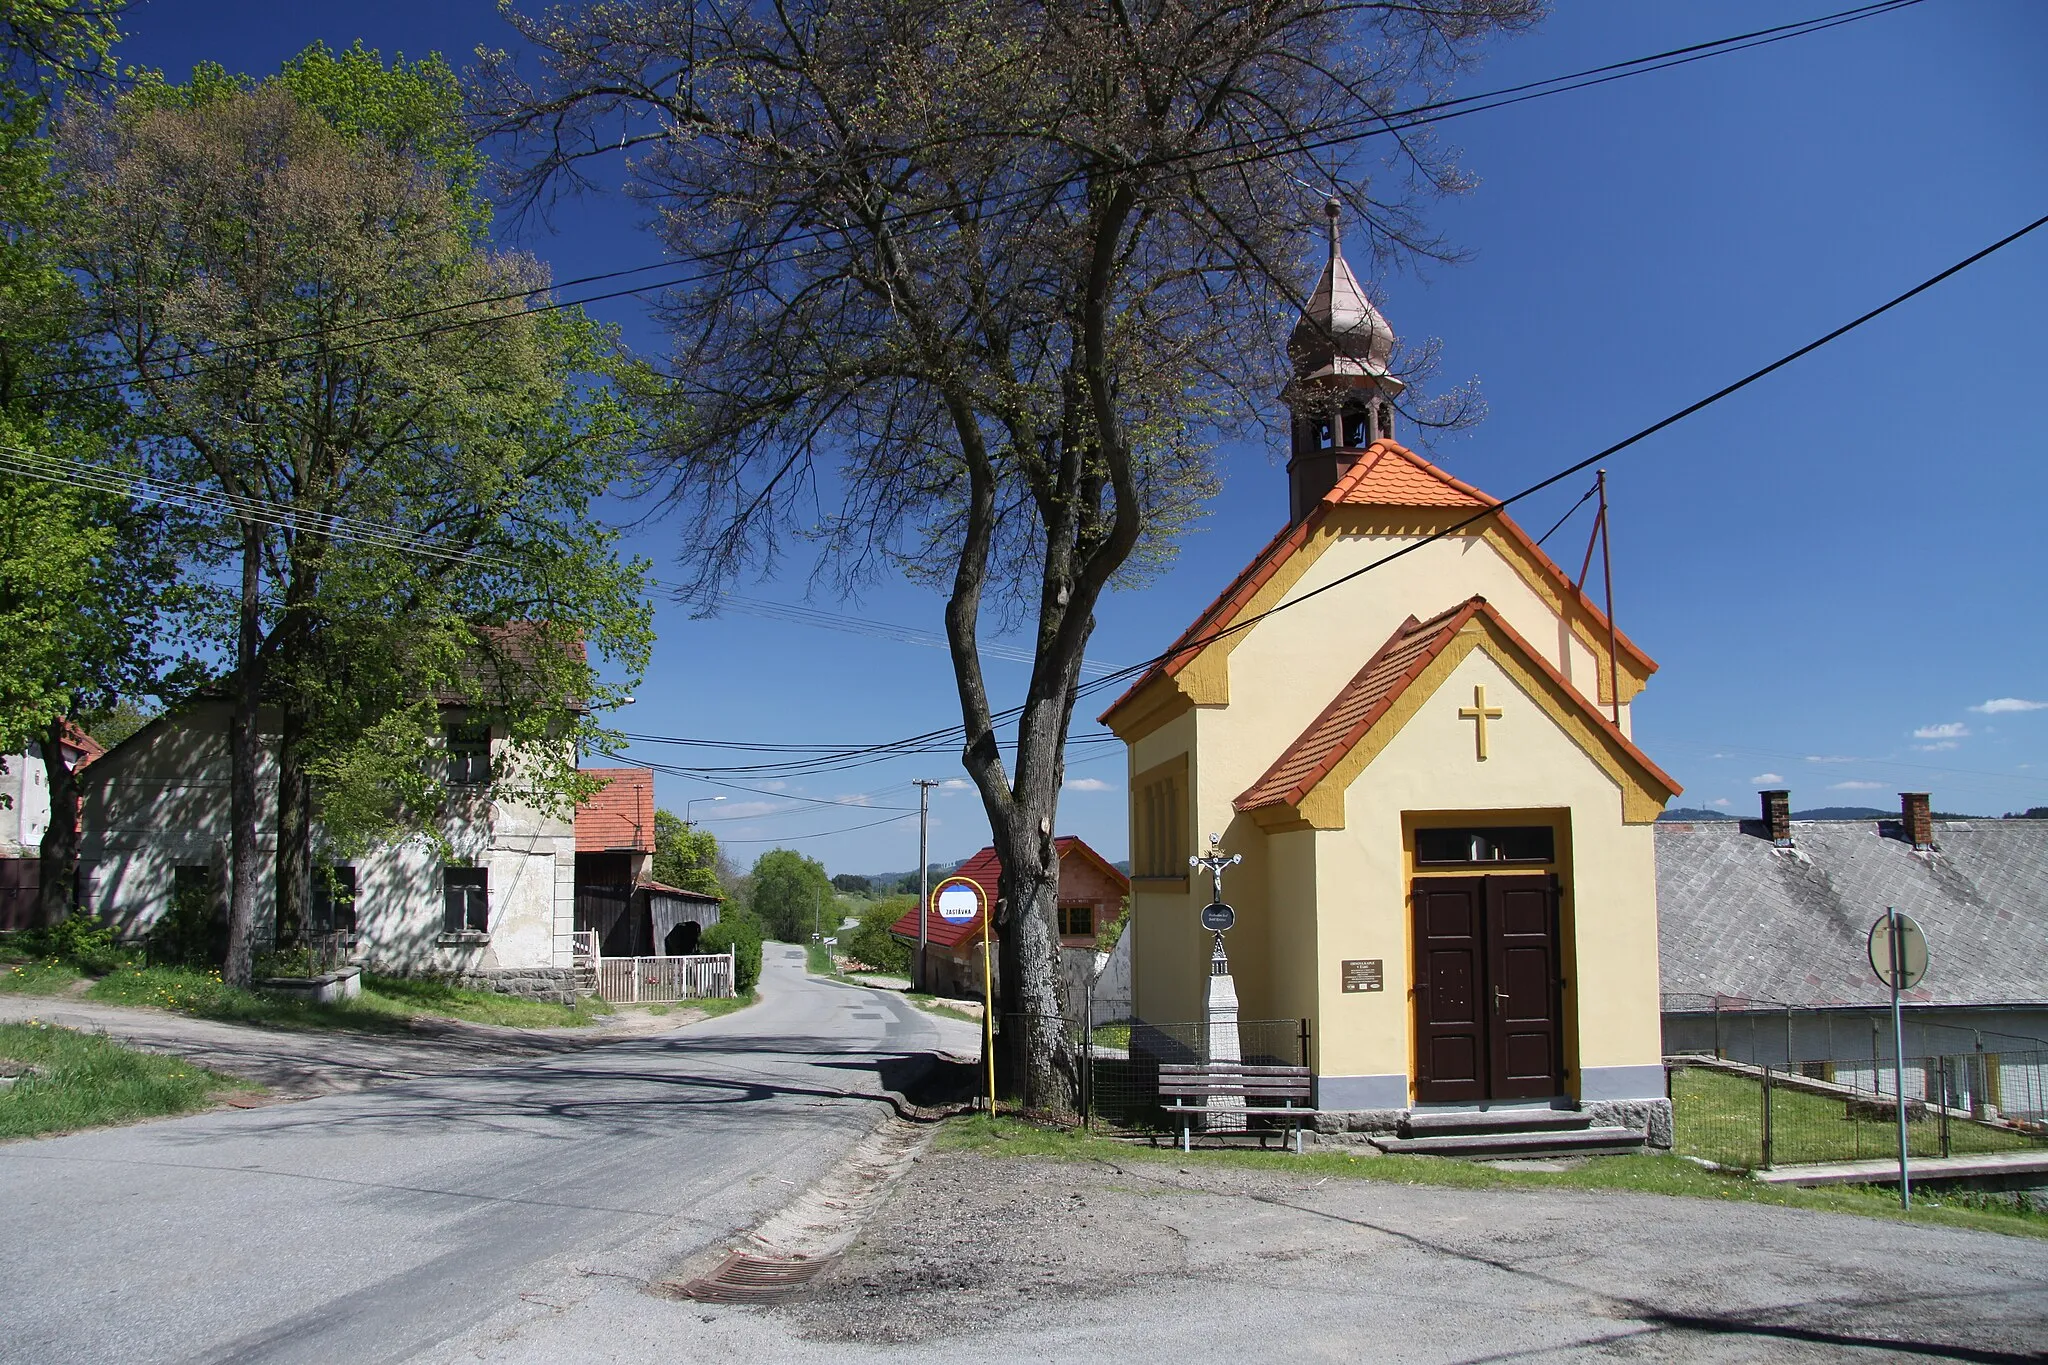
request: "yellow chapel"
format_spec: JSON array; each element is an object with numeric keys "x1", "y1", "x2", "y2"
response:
[{"x1": 1102, "y1": 209, "x2": 1683, "y2": 1126}]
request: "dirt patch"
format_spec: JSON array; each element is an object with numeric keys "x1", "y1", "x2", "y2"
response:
[{"x1": 782, "y1": 1148, "x2": 1201, "y2": 1343}]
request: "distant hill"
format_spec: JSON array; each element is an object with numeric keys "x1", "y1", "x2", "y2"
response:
[{"x1": 1658, "y1": 807, "x2": 1739, "y2": 822}]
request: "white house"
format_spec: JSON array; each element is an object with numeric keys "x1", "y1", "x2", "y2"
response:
[
  {"x1": 79, "y1": 699, "x2": 582, "y2": 997},
  {"x1": 1, "y1": 721, "x2": 103, "y2": 929}
]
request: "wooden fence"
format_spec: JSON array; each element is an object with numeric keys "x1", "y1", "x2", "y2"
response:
[{"x1": 593, "y1": 952, "x2": 736, "y2": 1005}]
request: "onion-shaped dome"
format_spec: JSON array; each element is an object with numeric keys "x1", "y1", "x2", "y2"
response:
[{"x1": 1287, "y1": 199, "x2": 1395, "y2": 382}]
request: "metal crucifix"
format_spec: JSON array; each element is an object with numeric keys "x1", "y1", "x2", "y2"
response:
[{"x1": 1190, "y1": 833, "x2": 1242, "y2": 971}]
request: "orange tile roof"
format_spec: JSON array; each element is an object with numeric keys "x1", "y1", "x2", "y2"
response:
[
  {"x1": 887, "y1": 836, "x2": 1128, "y2": 951},
  {"x1": 576, "y1": 768, "x2": 656, "y2": 853},
  {"x1": 1235, "y1": 596, "x2": 1680, "y2": 815},
  {"x1": 1098, "y1": 440, "x2": 1652, "y2": 725},
  {"x1": 1328, "y1": 443, "x2": 1494, "y2": 508}
]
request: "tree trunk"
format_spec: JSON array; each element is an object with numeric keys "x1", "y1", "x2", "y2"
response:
[
  {"x1": 223, "y1": 522, "x2": 265, "y2": 987},
  {"x1": 35, "y1": 715, "x2": 80, "y2": 928},
  {"x1": 274, "y1": 704, "x2": 312, "y2": 951},
  {"x1": 993, "y1": 823, "x2": 1077, "y2": 1114}
]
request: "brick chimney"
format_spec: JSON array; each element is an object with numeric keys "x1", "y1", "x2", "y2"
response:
[
  {"x1": 1760, "y1": 790, "x2": 1792, "y2": 847},
  {"x1": 1901, "y1": 792, "x2": 1935, "y2": 851}
]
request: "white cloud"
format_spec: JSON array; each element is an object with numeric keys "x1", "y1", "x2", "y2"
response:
[
  {"x1": 1913, "y1": 722, "x2": 1970, "y2": 740},
  {"x1": 1751, "y1": 772, "x2": 1783, "y2": 784},
  {"x1": 1829, "y1": 780, "x2": 1885, "y2": 791},
  {"x1": 1913, "y1": 741, "x2": 1959, "y2": 752},
  {"x1": 1711, "y1": 797, "x2": 1731, "y2": 808},
  {"x1": 1064, "y1": 777, "x2": 1114, "y2": 792},
  {"x1": 1804, "y1": 755, "x2": 1857, "y2": 764},
  {"x1": 1971, "y1": 698, "x2": 2048, "y2": 714},
  {"x1": 938, "y1": 778, "x2": 971, "y2": 790},
  {"x1": 715, "y1": 801, "x2": 785, "y2": 819}
]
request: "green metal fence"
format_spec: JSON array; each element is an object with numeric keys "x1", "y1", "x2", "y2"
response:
[{"x1": 1669, "y1": 1052, "x2": 2048, "y2": 1171}]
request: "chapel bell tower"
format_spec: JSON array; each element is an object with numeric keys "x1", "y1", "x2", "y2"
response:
[{"x1": 1284, "y1": 199, "x2": 1405, "y2": 523}]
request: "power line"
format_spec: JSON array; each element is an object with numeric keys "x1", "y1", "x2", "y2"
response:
[
  {"x1": 600, "y1": 205, "x2": 2048, "y2": 779},
  {"x1": 30, "y1": 1, "x2": 1920, "y2": 400}
]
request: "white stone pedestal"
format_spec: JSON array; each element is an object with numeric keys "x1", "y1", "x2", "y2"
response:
[{"x1": 1205, "y1": 950, "x2": 1247, "y2": 1133}]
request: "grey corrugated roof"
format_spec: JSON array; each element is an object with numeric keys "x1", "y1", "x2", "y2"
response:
[{"x1": 1656, "y1": 819, "x2": 2048, "y2": 1009}]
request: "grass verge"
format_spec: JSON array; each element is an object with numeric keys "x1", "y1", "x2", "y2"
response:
[
  {"x1": 805, "y1": 941, "x2": 836, "y2": 976},
  {"x1": 936, "y1": 1115, "x2": 2048, "y2": 1241},
  {"x1": 83, "y1": 966, "x2": 611, "y2": 1031},
  {"x1": 1673, "y1": 1065, "x2": 2046, "y2": 1167},
  {"x1": 0, "y1": 958, "x2": 85, "y2": 995},
  {"x1": 0, "y1": 1020, "x2": 255, "y2": 1139},
  {"x1": 907, "y1": 992, "x2": 985, "y2": 1027}
]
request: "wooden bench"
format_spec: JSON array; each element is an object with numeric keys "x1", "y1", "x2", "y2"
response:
[{"x1": 1158, "y1": 1062, "x2": 1317, "y2": 1153}]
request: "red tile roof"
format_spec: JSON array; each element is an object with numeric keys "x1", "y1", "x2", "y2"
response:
[
  {"x1": 1235, "y1": 596, "x2": 1680, "y2": 815},
  {"x1": 1099, "y1": 440, "x2": 1653, "y2": 725},
  {"x1": 577, "y1": 768, "x2": 656, "y2": 853},
  {"x1": 887, "y1": 836, "x2": 1128, "y2": 950},
  {"x1": 1328, "y1": 443, "x2": 1494, "y2": 508}
]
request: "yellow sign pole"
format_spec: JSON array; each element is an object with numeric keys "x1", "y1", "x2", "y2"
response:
[{"x1": 932, "y1": 874, "x2": 997, "y2": 1117}]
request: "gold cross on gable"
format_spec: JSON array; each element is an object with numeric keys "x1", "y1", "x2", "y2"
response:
[{"x1": 1458, "y1": 684, "x2": 1503, "y2": 761}]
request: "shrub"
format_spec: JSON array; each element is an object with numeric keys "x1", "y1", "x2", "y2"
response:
[
  {"x1": 7, "y1": 912, "x2": 128, "y2": 975},
  {"x1": 841, "y1": 896, "x2": 912, "y2": 975},
  {"x1": 701, "y1": 910, "x2": 763, "y2": 992}
]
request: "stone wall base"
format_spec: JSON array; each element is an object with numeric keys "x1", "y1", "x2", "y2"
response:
[
  {"x1": 451, "y1": 967, "x2": 582, "y2": 1006},
  {"x1": 1313, "y1": 1108, "x2": 1406, "y2": 1136},
  {"x1": 1586, "y1": 1097, "x2": 1674, "y2": 1149}
]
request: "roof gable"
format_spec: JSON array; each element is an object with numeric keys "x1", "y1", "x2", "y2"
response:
[
  {"x1": 1099, "y1": 441, "x2": 1654, "y2": 738},
  {"x1": 577, "y1": 768, "x2": 656, "y2": 853},
  {"x1": 887, "y1": 836, "x2": 1127, "y2": 949},
  {"x1": 1235, "y1": 596, "x2": 1680, "y2": 828}
]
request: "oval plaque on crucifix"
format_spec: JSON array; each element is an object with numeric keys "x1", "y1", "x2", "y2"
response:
[{"x1": 1200, "y1": 901, "x2": 1236, "y2": 933}]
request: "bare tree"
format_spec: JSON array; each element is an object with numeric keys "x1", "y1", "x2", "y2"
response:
[{"x1": 480, "y1": 0, "x2": 1539, "y2": 1108}]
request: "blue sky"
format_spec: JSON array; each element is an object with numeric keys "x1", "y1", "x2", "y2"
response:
[{"x1": 120, "y1": 1, "x2": 2048, "y2": 873}]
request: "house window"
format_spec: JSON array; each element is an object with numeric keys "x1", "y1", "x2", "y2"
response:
[
  {"x1": 443, "y1": 867, "x2": 488, "y2": 935},
  {"x1": 1058, "y1": 904, "x2": 1094, "y2": 938},
  {"x1": 1415, "y1": 826, "x2": 1555, "y2": 866},
  {"x1": 446, "y1": 723, "x2": 491, "y2": 786},
  {"x1": 1132, "y1": 755, "x2": 1188, "y2": 880},
  {"x1": 312, "y1": 866, "x2": 357, "y2": 935}
]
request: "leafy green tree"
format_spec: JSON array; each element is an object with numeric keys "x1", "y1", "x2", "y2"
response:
[
  {"x1": 58, "y1": 49, "x2": 652, "y2": 980},
  {"x1": 699, "y1": 906, "x2": 762, "y2": 992},
  {"x1": 841, "y1": 895, "x2": 912, "y2": 975},
  {"x1": 0, "y1": 1, "x2": 184, "y2": 926},
  {"x1": 651, "y1": 808, "x2": 723, "y2": 897},
  {"x1": 747, "y1": 848, "x2": 834, "y2": 944}
]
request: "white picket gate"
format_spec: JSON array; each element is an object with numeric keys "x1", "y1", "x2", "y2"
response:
[{"x1": 594, "y1": 952, "x2": 736, "y2": 1004}]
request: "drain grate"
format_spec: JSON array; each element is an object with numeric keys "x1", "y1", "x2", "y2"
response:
[{"x1": 677, "y1": 1251, "x2": 830, "y2": 1304}]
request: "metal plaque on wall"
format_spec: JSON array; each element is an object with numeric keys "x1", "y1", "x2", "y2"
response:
[{"x1": 1341, "y1": 959, "x2": 1384, "y2": 992}]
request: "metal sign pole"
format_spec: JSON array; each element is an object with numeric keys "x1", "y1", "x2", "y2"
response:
[{"x1": 1889, "y1": 905, "x2": 1910, "y2": 1210}]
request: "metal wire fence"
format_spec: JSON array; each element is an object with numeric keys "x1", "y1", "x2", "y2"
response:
[
  {"x1": 999, "y1": 1013, "x2": 1310, "y2": 1132},
  {"x1": 1668, "y1": 1052, "x2": 2048, "y2": 1171}
]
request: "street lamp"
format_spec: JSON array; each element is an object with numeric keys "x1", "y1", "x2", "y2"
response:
[{"x1": 685, "y1": 795, "x2": 726, "y2": 827}]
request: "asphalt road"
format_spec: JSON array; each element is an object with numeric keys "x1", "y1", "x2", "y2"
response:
[{"x1": 0, "y1": 945, "x2": 973, "y2": 1364}]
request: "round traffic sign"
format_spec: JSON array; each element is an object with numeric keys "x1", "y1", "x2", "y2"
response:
[
  {"x1": 1868, "y1": 911, "x2": 1928, "y2": 990},
  {"x1": 1200, "y1": 901, "x2": 1236, "y2": 933},
  {"x1": 933, "y1": 877, "x2": 984, "y2": 926}
]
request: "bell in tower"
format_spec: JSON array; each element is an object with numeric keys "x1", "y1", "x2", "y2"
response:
[{"x1": 1282, "y1": 199, "x2": 1405, "y2": 523}]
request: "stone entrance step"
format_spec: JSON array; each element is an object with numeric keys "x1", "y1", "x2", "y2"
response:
[
  {"x1": 1401, "y1": 1107, "x2": 1593, "y2": 1139},
  {"x1": 1372, "y1": 1125, "x2": 1647, "y2": 1160}
]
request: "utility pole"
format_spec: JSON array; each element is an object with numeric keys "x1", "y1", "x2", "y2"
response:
[{"x1": 913, "y1": 779, "x2": 938, "y2": 992}]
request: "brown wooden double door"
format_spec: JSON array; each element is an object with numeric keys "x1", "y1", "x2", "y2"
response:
[{"x1": 1411, "y1": 875, "x2": 1564, "y2": 1104}]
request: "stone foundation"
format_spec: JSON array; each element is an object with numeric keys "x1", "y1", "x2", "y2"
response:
[
  {"x1": 450, "y1": 967, "x2": 582, "y2": 1006},
  {"x1": 1312, "y1": 1108, "x2": 1406, "y2": 1136},
  {"x1": 1585, "y1": 1097, "x2": 1674, "y2": 1149}
]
